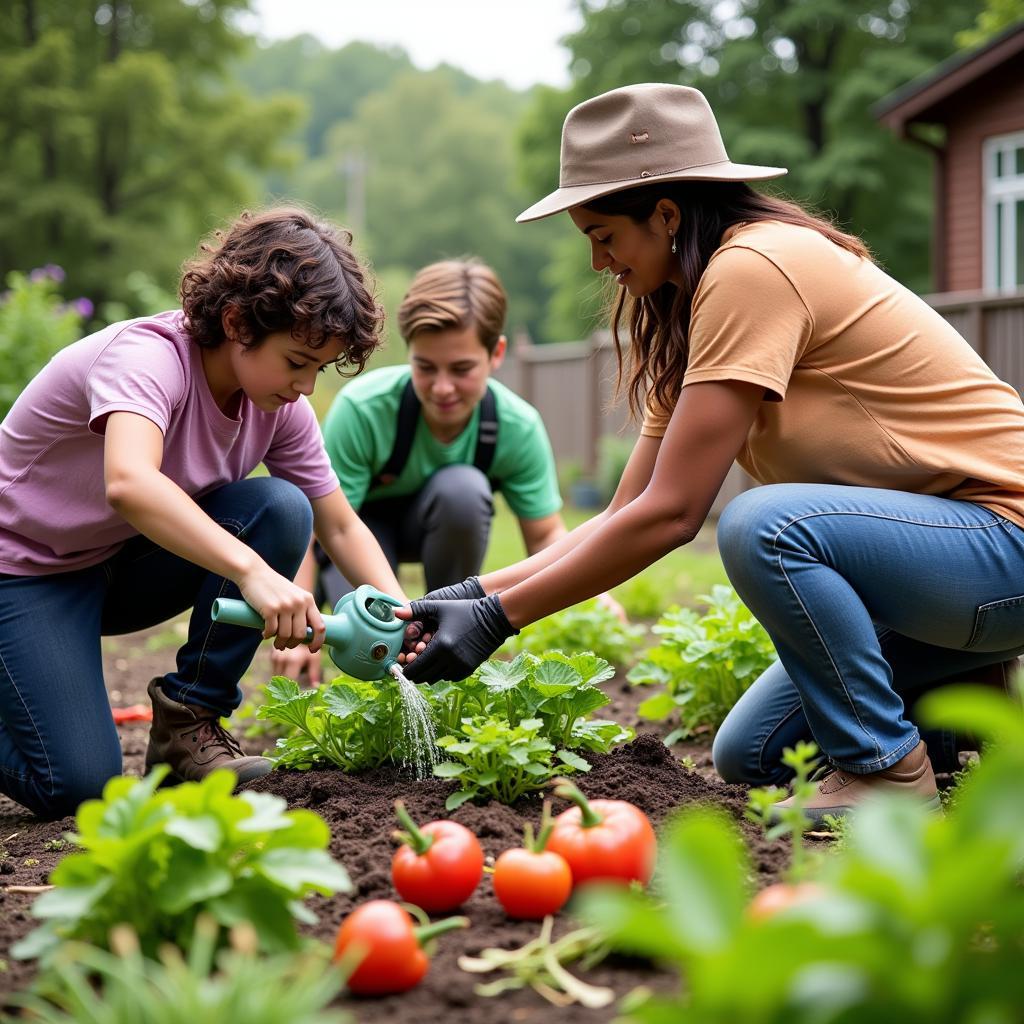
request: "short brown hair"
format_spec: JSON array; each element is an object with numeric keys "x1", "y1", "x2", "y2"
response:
[
  {"x1": 397, "y1": 259, "x2": 507, "y2": 354},
  {"x1": 179, "y1": 206, "x2": 384, "y2": 376}
]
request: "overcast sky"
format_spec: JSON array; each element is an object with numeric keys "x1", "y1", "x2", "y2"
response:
[{"x1": 244, "y1": 0, "x2": 583, "y2": 91}]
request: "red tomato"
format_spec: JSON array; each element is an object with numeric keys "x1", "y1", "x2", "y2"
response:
[
  {"x1": 333, "y1": 900, "x2": 467, "y2": 996},
  {"x1": 547, "y1": 780, "x2": 657, "y2": 887},
  {"x1": 493, "y1": 847, "x2": 572, "y2": 919},
  {"x1": 390, "y1": 801, "x2": 483, "y2": 912},
  {"x1": 746, "y1": 882, "x2": 825, "y2": 922}
]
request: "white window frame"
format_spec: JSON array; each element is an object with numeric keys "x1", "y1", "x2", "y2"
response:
[{"x1": 983, "y1": 131, "x2": 1024, "y2": 293}]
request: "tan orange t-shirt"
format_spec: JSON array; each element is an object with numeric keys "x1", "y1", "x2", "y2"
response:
[{"x1": 641, "y1": 220, "x2": 1024, "y2": 528}]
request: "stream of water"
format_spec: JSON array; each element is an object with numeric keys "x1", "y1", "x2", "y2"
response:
[{"x1": 388, "y1": 662, "x2": 438, "y2": 779}]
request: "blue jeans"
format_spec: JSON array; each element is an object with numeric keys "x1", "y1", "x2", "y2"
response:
[
  {"x1": 711, "y1": 484, "x2": 1024, "y2": 785},
  {"x1": 0, "y1": 477, "x2": 312, "y2": 819}
]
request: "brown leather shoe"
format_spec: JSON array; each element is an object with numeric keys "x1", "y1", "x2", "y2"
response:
[
  {"x1": 772, "y1": 739, "x2": 940, "y2": 828},
  {"x1": 145, "y1": 678, "x2": 271, "y2": 785}
]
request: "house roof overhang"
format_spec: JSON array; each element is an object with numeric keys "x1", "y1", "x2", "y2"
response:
[{"x1": 873, "y1": 22, "x2": 1024, "y2": 137}]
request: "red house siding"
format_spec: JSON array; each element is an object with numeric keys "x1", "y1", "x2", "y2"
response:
[{"x1": 933, "y1": 61, "x2": 1024, "y2": 291}]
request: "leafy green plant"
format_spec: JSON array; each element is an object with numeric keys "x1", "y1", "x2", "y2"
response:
[
  {"x1": 426, "y1": 653, "x2": 631, "y2": 811},
  {"x1": 503, "y1": 599, "x2": 645, "y2": 667},
  {"x1": 629, "y1": 585, "x2": 777, "y2": 742},
  {"x1": 434, "y1": 717, "x2": 590, "y2": 810},
  {"x1": 426, "y1": 652, "x2": 632, "y2": 754},
  {"x1": 258, "y1": 675, "x2": 409, "y2": 771},
  {"x1": 576, "y1": 681, "x2": 1024, "y2": 1022},
  {"x1": 0, "y1": 269, "x2": 86, "y2": 420},
  {"x1": 612, "y1": 574, "x2": 673, "y2": 621},
  {"x1": 12, "y1": 767, "x2": 350, "y2": 962},
  {"x1": 5, "y1": 915, "x2": 347, "y2": 1024}
]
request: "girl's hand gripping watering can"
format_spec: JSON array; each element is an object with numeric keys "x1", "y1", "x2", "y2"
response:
[{"x1": 210, "y1": 584, "x2": 405, "y2": 681}]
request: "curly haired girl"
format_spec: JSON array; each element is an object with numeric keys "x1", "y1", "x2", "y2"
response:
[{"x1": 0, "y1": 206, "x2": 408, "y2": 819}]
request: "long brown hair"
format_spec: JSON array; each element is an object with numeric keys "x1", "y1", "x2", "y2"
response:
[{"x1": 582, "y1": 182, "x2": 871, "y2": 420}]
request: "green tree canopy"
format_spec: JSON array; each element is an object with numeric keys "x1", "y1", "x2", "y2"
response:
[
  {"x1": 517, "y1": 0, "x2": 987, "y2": 340},
  {"x1": 0, "y1": 0, "x2": 301, "y2": 308}
]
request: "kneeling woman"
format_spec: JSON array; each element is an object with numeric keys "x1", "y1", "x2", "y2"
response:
[{"x1": 400, "y1": 84, "x2": 1024, "y2": 823}]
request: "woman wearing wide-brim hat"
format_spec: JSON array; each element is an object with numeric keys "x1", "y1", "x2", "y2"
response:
[{"x1": 399, "y1": 83, "x2": 1024, "y2": 824}]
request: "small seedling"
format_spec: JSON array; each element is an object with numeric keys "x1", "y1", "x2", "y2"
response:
[
  {"x1": 745, "y1": 740, "x2": 821, "y2": 878},
  {"x1": 22, "y1": 857, "x2": 39, "y2": 868},
  {"x1": 43, "y1": 838, "x2": 67, "y2": 852}
]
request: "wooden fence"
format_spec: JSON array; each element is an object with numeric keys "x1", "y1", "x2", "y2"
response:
[{"x1": 494, "y1": 291, "x2": 1024, "y2": 516}]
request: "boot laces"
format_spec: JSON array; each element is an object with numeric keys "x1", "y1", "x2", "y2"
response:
[{"x1": 180, "y1": 714, "x2": 244, "y2": 758}]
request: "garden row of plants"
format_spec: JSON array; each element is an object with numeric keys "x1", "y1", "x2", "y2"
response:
[
  {"x1": 238, "y1": 583, "x2": 781, "y2": 785},
  {"x1": 5, "y1": 586, "x2": 1022, "y2": 1020},
  {"x1": 7, "y1": 679, "x2": 1023, "y2": 1021}
]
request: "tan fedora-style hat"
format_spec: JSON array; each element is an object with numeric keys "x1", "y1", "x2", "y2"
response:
[{"x1": 517, "y1": 83, "x2": 787, "y2": 223}]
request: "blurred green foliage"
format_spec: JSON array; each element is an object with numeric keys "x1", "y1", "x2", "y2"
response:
[
  {"x1": 0, "y1": 270, "x2": 85, "y2": 419},
  {"x1": 577, "y1": 679, "x2": 1024, "y2": 1022},
  {"x1": 0, "y1": 0, "x2": 300, "y2": 313}
]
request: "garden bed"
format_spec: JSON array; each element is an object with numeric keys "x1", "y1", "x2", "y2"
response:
[{"x1": 0, "y1": 623, "x2": 790, "y2": 1020}]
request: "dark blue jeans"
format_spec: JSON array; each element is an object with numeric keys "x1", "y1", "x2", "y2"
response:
[
  {"x1": 0, "y1": 477, "x2": 312, "y2": 819},
  {"x1": 712, "y1": 484, "x2": 1024, "y2": 785},
  {"x1": 318, "y1": 464, "x2": 494, "y2": 606}
]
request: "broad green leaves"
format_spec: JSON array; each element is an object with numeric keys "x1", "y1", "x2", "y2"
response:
[
  {"x1": 577, "y1": 681, "x2": 1024, "y2": 1021},
  {"x1": 13, "y1": 767, "x2": 350, "y2": 963},
  {"x1": 259, "y1": 675, "x2": 405, "y2": 772},
  {"x1": 427, "y1": 651, "x2": 632, "y2": 808}
]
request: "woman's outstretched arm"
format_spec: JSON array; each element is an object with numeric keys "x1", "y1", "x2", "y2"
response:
[{"x1": 497, "y1": 378, "x2": 763, "y2": 627}]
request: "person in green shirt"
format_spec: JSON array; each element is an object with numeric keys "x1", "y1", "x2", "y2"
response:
[{"x1": 272, "y1": 258, "x2": 578, "y2": 683}]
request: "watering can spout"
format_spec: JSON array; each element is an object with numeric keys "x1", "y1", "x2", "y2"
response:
[{"x1": 210, "y1": 585, "x2": 405, "y2": 681}]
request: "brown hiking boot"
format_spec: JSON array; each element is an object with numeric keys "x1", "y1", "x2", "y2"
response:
[
  {"x1": 145, "y1": 678, "x2": 271, "y2": 785},
  {"x1": 772, "y1": 739, "x2": 940, "y2": 828}
]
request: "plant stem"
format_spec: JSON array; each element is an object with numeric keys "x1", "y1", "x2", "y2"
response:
[
  {"x1": 552, "y1": 778, "x2": 602, "y2": 828},
  {"x1": 393, "y1": 800, "x2": 434, "y2": 855}
]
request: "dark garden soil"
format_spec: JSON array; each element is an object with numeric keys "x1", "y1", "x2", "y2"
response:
[{"x1": 0, "y1": 621, "x2": 794, "y2": 1020}]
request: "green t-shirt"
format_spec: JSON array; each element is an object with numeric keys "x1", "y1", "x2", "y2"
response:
[{"x1": 322, "y1": 365, "x2": 563, "y2": 520}]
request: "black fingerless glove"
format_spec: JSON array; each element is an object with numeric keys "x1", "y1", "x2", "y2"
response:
[
  {"x1": 402, "y1": 593, "x2": 519, "y2": 684},
  {"x1": 422, "y1": 576, "x2": 486, "y2": 603}
]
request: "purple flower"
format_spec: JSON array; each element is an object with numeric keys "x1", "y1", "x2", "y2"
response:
[
  {"x1": 70, "y1": 297, "x2": 94, "y2": 318},
  {"x1": 29, "y1": 264, "x2": 66, "y2": 283}
]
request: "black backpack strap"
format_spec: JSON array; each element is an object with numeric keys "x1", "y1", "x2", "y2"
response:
[
  {"x1": 372, "y1": 378, "x2": 420, "y2": 488},
  {"x1": 473, "y1": 384, "x2": 499, "y2": 477}
]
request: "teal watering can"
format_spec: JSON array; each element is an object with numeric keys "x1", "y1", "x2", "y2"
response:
[{"x1": 210, "y1": 584, "x2": 405, "y2": 681}]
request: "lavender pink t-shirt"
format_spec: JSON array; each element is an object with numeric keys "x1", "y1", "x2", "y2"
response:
[{"x1": 0, "y1": 311, "x2": 339, "y2": 575}]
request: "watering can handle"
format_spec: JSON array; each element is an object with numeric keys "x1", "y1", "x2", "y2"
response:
[{"x1": 211, "y1": 597, "x2": 317, "y2": 643}]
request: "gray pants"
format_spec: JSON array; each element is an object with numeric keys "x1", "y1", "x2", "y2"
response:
[{"x1": 318, "y1": 464, "x2": 494, "y2": 607}]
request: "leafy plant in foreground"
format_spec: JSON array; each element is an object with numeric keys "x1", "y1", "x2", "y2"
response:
[
  {"x1": 629, "y1": 585, "x2": 777, "y2": 742},
  {"x1": 5, "y1": 916, "x2": 347, "y2": 1024},
  {"x1": 258, "y1": 675, "x2": 408, "y2": 771},
  {"x1": 576, "y1": 681, "x2": 1024, "y2": 1022},
  {"x1": 12, "y1": 767, "x2": 350, "y2": 962},
  {"x1": 503, "y1": 599, "x2": 645, "y2": 667}
]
